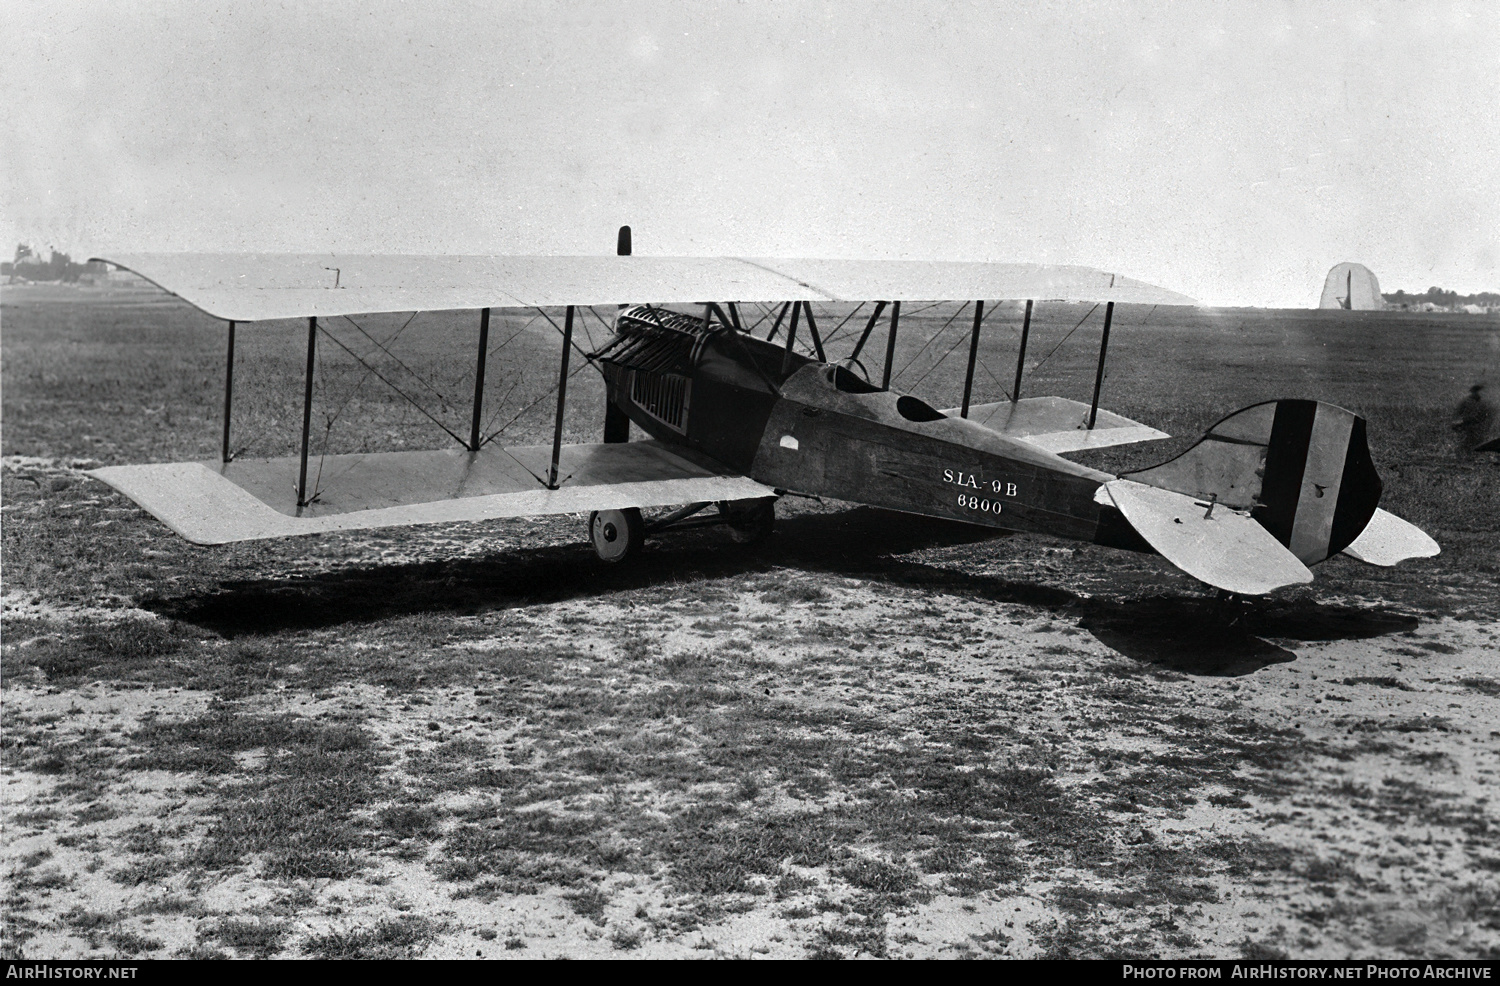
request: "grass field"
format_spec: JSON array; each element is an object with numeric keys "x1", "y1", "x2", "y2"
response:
[{"x1": 3, "y1": 282, "x2": 1499, "y2": 958}]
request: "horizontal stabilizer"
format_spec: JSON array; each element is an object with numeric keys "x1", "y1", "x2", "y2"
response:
[
  {"x1": 86, "y1": 442, "x2": 771, "y2": 545},
  {"x1": 1099, "y1": 479, "x2": 1313, "y2": 595},
  {"x1": 1342, "y1": 508, "x2": 1440, "y2": 566},
  {"x1": 947, "y1": 396, "x2": 1170, "y2": 454}
]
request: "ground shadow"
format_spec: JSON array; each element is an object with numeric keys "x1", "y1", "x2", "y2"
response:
[
  {"x1": 1076, "y1": 596, "x2": 1420, "y2": 677},
  {"x1": 1078, "y1": 599, "x2": 1297, "y2": 676},
  {"x1": 145, "y1": 507, "x2": 1012, "y2": 635},
  {"x1": 144, "y1": 505, "x2": 1421, "y2": 675},
  {"x1": 1244, "y1": 601, "x2": 1420, "y2": 642}
]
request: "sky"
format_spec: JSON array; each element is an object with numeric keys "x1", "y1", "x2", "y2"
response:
[{"x1": 2, "y1": 0, "x2": 1496, "y2": 307}]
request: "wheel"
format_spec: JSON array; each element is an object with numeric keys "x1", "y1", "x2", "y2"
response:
[
  {"x1": 589, "y1": 508, "x2": 644, "y2": 563},
  {"x1": 719, "y1": 497, "x2": 776, "y2": 544}
]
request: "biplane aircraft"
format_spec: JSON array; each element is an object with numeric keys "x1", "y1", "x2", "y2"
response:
[{"x1": 85, "y1": 228, "x2": 1438, "y2": 596}]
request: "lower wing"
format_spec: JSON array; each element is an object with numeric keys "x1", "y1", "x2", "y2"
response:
[
  {"x1": 947, "y1": 396, "x2": 1170, "y2": 453},
  {"x1": 87, "y1": 441, "x2": 771, "y2": 545}
]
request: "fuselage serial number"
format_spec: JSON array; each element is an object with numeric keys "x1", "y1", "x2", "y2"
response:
[{"x1": 943, "y1": 469, "x2": 1018, "y2": 515}]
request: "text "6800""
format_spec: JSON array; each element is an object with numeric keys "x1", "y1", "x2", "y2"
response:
[{"x1": 957, "y1": 493, "x2": 1003, "y2": 514}]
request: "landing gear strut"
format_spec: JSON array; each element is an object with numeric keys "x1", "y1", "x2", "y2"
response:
[
  {"x1": 587, "y1": 497, "x2": 776, "y2": 562},
  {"x1": 719, "y1": 496, "x2": 777, "y2": 544}
]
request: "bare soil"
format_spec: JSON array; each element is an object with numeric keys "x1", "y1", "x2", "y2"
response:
[
  {"x1": 3, "y1": 461, "x2": 1498, "y2": 959},
  {"x1": 3, "y1": 289, "x2": 1498, "y2": 959}
]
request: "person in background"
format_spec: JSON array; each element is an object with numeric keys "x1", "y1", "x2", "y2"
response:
[{"x1": 1453, "y1": 383, "x2": 1496, "y2": 453}]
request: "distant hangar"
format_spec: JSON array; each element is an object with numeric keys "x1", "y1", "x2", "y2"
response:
[{"x1": 1319, "y1": 263, "x2": 1382, "y2": 310}]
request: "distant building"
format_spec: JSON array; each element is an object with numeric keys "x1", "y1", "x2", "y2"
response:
[
  {"x1": 6, "y1": 246, "x2": 89, "y2": 283},
  {"x1": 77, "y1": 260, "x2": 113, "y2": 285},
  {"x1": 1384, "y1": 287, "x2": 1500, "y2": 312},
  {"x1": 1318, "y1": 263, "x2": 1382, "y2": 310}
]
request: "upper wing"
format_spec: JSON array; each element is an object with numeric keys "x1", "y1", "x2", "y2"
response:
[
  {"x1": 91, "y1": 253, "x2": 1197, "y2": 322},
  {"x1": 87, "y1": 442, "x2": 771, "y2": 545},
  {"x1": 944, "y1": 396, "x2": 1170, "y2": 453}
]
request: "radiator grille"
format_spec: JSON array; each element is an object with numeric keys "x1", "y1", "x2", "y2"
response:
[{"x1": 631, "y1": 370, "x2": 689, "y2": 432}]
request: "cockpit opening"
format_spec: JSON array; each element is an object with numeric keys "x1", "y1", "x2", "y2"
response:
[
  {"x1": 896, "y1": 395, "x2": 948, "y2": 423},
  {"x1": 824, "y1": 362, "x2": 882, "y2": 394}
]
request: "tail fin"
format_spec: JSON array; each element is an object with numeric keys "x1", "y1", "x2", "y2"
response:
[{"x1": 1121, "y1": 399, "x2": 1381, "y2": 565}]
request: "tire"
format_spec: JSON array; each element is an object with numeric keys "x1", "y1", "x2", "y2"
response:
[
  {"x1": 719, "y1": 497, "x2": 776, "y2": 544},
  {"x1": 589, "y1": 508, "x2": 644, "y2": 563}
]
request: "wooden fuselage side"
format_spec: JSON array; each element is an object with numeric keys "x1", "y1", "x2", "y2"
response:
[
  {"x1": 600, "y1": 322, "x2": 1148, "y2": 551},
  {"x1": 751, "y1": 366, "x2": 1140, "y2": 545}
]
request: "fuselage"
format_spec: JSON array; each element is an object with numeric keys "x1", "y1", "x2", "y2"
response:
[{"x1": 594, "y1": 307, "x2": 1149, "y2": 553}]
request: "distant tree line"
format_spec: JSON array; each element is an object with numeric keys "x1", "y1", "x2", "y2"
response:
[
  {"x1": 2, "y1": 244, "x2": 102, "y2": 282},
  {"x1": 1383, "y1": 287, "x2": 1500, "y2": 308}
]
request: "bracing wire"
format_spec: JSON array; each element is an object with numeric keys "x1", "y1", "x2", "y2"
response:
[
  {"x1": 304, "y1": 310, "x2": 444, "y2": 499},
  {"x1": 972, "y1": 304, "x2": 1031, "y2": 404},
  {"x1": 817, "y1": 302, "x2": 866, "y2": 351},
  {"x1": 976, "y1": 354, "x2": 1010, "y2": 402},
  {"x1": 1026, "y1": 303, "x2": 1100, "y2": 378},
  {"x1": 532, "y1": 307, "x2": 602, "y2": 367},
  {"x1": 905, "y1": 300, "x2": 1000, "y2": 394},
  {"x1": 473, "y1": 312, "x2": 550, "y2": 439},
  {"x1": 339, "y1": 313, "x2": 456, "y2": 414},
  {"x1": 891, "y1": 302, "x2": 970, "y2": 385},
  {"x1": 319, "y1": 310, "x2": 421, "y2": 436},
  {"x1": 475, "y1": 372, "x2": 528, "y2": 444},
  {"x1": 315, "y1": 328, "x2": 468, "y2": 447},
  {"x1": 579, "y1": 306, "x2": 603, "y2": 352},
  {"x1": 743, "y1": 302, "x2": 778, "y2": 336},
  {"x1": 480, "y1": 359, "x2": 594, "y2": 449},
  {"x1": 477, "y1": 304, "x2": 605, "y2": 452},
  {"x1": 896, "y1": 301, "x2": 947, "y2": 320},
  {"x1": 907, "y1": 327, "x2": 973, "y2": 392}
]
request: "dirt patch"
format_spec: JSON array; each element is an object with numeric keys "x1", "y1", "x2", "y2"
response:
[{"x1": 3, "y1": 536, "x2": 1497, "y2": 958}]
